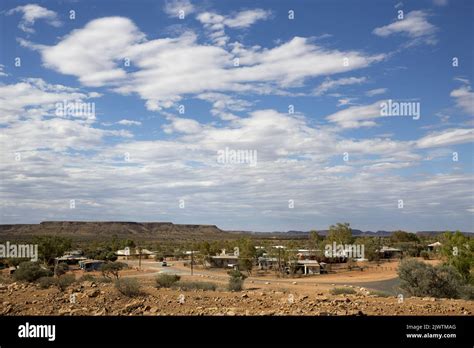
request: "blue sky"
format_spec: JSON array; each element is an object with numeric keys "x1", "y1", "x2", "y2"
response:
[{"x1": 0, "y1": 0, "x2": 473, "y2": 232}]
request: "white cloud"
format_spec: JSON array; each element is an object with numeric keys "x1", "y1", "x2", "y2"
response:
[
  {"x1": 1, "y1": 118, "x2": 129, "y2": 153},
  {"x1": 314, "y1": 76, "x2": 367, "y2": 96},
  {"x1": 196, "y1": 9, "x2": 271, "y2": 46},
  {"x1": 362, "y1": 161, "x2": 413, "y2": 172},
  {"x1": 373, "y1": 10, "x2": 437, "y2": 45},
  {"x1": 366, "y1": 88, "x2": 387, "y2": 97},
  {"x1": 416, "y1": 128, "x2": 474, "y2": 148},
  {"x1": 450, "y1": 80, "x2": 474, "y2": 115},
  {"x1": 162, "y1": 116, "x2": 202, "y2": 134},
  {"x1": 2, "y1": 91, "x2": 472, "y2": 230},
  {"x1": 223, "y1": 9, "x2": 271, "y2": 28},
  {"x1": 24, "y1": 17, "x2": 145, "y2": 87},
  {"x1": 164, "y1": 0, "x2": 195, "y2": 18},
  {"x1": 0, "y1": 78, "x2": 98, "y2": 124},
  {"x1": 117, "y1": 119, "x2": 142, "y2": 126},
  {"x1": 0, "y1": 64, "x2": 8, "y2": 77},
  {"x1": 337, "y1": 98, "x2": 358, "y2": 107},
  {"x1": 326, "y1": 100, "x2": 386, "y2": 128},
  {"x1": 197, "y1": 93, "x2": 251, "y2": 121},
  {"x1": 24, "y1": 17, "x2": 384, "y2": 112},
  {"x1": 0, "y1": 78, "x2": 131, "y2": 155},
  {"x1": 7, "y1": 4, "x2": 61, "y2": 33}
]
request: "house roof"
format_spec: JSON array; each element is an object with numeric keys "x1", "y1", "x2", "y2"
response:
[
  {"x1": 55, "y1": 255, "x2": 87, "y2": 261},
  {"x1": 64, "y1": 250, "x2": 83, "y2": 256},
  {"x1": 297, "y1": 260, "x2": 320, "y2": 265},
  {"x1": 116, "y1": 248, "x2": 156, "y2": 255},
  {"x1": 379, "y1": 246, "x2": 401, "y2": 252},
  {"x1": 211, "y1": 255, "x2": 238, "y2": 259},
  {"x1": 79, "y1": 259, "x2": 105, "y2": 265}
]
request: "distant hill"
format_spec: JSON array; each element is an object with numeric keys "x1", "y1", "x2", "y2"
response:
[
  {"x1": 0, "y1": 221, "x2": 233, "y2": 242},
  {"x1": 0, "y1": 221, "x2": 471, "y2": 242},
  {"x1": 233, "y1": 229, "x2": 473, "y2": 239}
]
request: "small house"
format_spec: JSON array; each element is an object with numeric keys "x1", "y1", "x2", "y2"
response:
[
  {"x1": 257, "y1": 256, "x2": 279, "y2": 270},
  {"x1": 379, "y1": 246, "x2": 402, "y2": 259},
  {"x1": 210, "y1": 255, "x2": 239, "y2": 268},
  {"x1": 291, "y1": 260, "x2": 321, "y2": 275},
  {"x1": 55, "y1": 254, "x2": 87, "y2": 265},
  {"x1": 427, "y1": 242, "x2": 442, "y2": 251},
  {"x1": 79, "y1": 259, "x2": 105, "y2": 272}
]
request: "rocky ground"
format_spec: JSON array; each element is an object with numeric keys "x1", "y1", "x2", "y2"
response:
[{"x1": 1, "y1": 279, "x2": 473, "y2": 316}]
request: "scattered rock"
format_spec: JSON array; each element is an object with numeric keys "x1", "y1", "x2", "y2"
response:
[
  {"x1": 85, "y1": 289, "x2": 100, "y2": 298},
  {"x1": 124, "y1": 300, "x2": 141, "y2": 312},
  {"x1": 82, "y1": 281, "x2": 95, "y2": 288}
]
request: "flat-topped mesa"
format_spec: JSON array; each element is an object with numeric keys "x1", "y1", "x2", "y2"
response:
[
  {"x1": 0, "y1": 224, "x2": 37, "y2": 230},
  {"x1": 39, "y1": 221, "x2": 156, "y2": 226},
  {"x1": 174, "y1": 224, "x2": 221, "y2": 229},
  {"x1": 0, "y1": 221, "x2": 227, "y2": 241}
]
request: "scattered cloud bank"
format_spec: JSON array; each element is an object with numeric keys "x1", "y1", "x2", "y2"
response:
[
  {"x1": 1, "y1": 2, "x2": 472, "y2": 230},
  {"x1": 373, "y1": 10, "x2": 438, "y2": 45},
  {"x1": 7, "y1": 4, "x2": 61, "y2": 33}
]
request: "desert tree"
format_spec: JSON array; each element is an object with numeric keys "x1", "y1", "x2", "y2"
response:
[
  {"x1": 33, "y1": 236, "x2": 72, "y2": 266},
  {"x1": 326, "y1": 223, "x2": 353, "y2": 245},
  {"x1": 441, "y1": 231, "x2": 473, "y2": 283},
  {"x1": 100, "y1": 261, "x2": 126, "y2": 280}
]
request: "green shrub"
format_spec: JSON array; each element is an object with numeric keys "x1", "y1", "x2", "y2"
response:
[
  {"x1": 330, "y1": 287, "x2": 357, "y2": 295},
  {"x1": 227, "y1": 269, "x2": 247, "y2": 291},
  {"x1": 0, "y1": 274, "x2": 13, "y2": 284},
  {"x1": 5, "y1": 258, "x2": 30, "y2": 267},
  {"x1": 228, "y1": 277, "x2": 244, "y2": 291},
  {"x1": 460, "y1": 284, "x2": 474, "y2": 300},
  {"x1": 78, "y1": 274, "x2": 96, "y2": 282},
  {"x1": 13, "y1": 262, "x2": 52, "y2": 282},
  {"x1": 398, "y1": 259, "x2": 464, "y2": 298},
  {"x1": 55, "y1": 262, "x2": 69, "y2": 276},
  {"x1": 174, "y1": 281, "x2": 217, "y2": 291},
  {"x1": 56, "y1": 274, "x2": 76, "y2": 291},
  {"x1": 37, "y1": 274, "x2": 76, "y2": 291},
  {"x1": 115, "y1": 278, "x2": 142, "y2": 297},
  {"x1": 38, "y1": 276, "x2": 56, "y2": 289},
  {"x1": 155, "y1": 274, "x2": 180, "y2": 288},
  {"x1": 420, "y1": 251, "x2": 430, "y2": 260}
]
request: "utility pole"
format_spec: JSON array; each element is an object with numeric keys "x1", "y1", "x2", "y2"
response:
[
  {"x1": 191, "y1": 250, "x2": 194, "y2": 276},
  {"x1": 138, "y1": 247, "x2": 142, "y2": 269},
  {"x1": 54, "y1": 258, "x2": 58, "y2": 277},
  {"x1": 278, "y1": 247, "x2": 281, "y2": 275}
]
